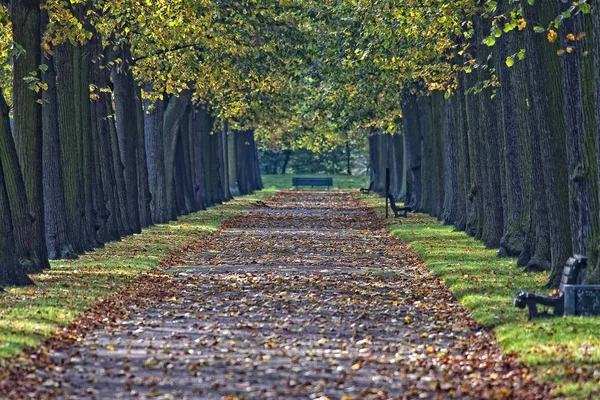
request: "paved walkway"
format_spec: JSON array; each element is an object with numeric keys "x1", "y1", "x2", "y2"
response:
[{"x1": 30, "y1": 191, "x2": 549, "y2": 399}]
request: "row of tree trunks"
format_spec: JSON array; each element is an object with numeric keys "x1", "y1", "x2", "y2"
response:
[
  {"x1": 0, "y1": 8, "x2": 262, "y2": 286},
  {"x1": 365, "y1": 0, "x2": 600, "y2": 287},
  {"x1": 367, "y1": 132, "x2": 404, "y2": 200}
]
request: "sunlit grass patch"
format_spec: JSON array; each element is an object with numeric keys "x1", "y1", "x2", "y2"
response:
[
  {"x1": 261, "y1": 174, "x2": 368, "y2": 190},
  {"x1": 367, "y1": 196, "x2": 600, "y2": 399},
  {"x1": 0, "y1": 191, "x2": 269, "y2": 359}
]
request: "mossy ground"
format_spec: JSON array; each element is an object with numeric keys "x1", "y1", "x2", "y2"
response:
[
  {"x1": 0, "y1": 190, "x2": 272, "y2": 360},
  {"x1": 364, "y1": 195, "x2": 600, "y2": 399}
]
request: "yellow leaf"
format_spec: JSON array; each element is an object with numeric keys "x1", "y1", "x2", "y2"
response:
[
  {"x1": 567, "y1": 33, "x2": 576, "y2": 41},
  {"x1": 557, "y1": 49, "x2": 566, "y2": 56},
  {"x1": 576, "y1": 32, "x2": 587, "y2": 40},
  {"x1": 351, "y1": 363, "x2": 361, "y2": 371},
  {"x1": 547, "y1": 30, "x2": 558, "y2": 43},
  {"x1": 517, "y1": 19, "x2": 527, "y2": 31}
]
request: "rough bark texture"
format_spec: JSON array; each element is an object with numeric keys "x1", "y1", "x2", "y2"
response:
[
  {"x1": 145, "y1": 97, "x2": 169, "y2": 223},
  {"x1": 496, "y1": 28, "x2": 527, "y2": 258},
  {"x1": 441, "y1": 98, "x2": 458, "y2": 225},
  {"x1": 42, "y1": 12, "x2": 77, "y2": 259},
  {"x1": 0, "y1": 93, "x2": 34, "y2": 286},
  {"x1": 112, "y1": 46, "x2": 141, "y2": 233},
  {"x1": 163, "y1": 92, "x2": 192, "y2": 219},
  {"x1": 135, "y1": 91, "x2": 152, "y2": 227},
  {"x1": 589, "y1": 0, "x2": 600, "y2": 283},
  {"x1": 523, "y1": 1, "x2": 572, "y2": 285},
  {"x1": 8, "y1": 0, "x2": 48, "y2": 271},
  {"x1": 402, "y1": 97, "x2": 421, "y2": 210}
]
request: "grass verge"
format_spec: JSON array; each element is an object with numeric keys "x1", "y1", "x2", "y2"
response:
[
  {"x1": 0, "y1": 190, "x2": 273, "y2": 360},
  {"x1": 363, "y1": 194, "x2": 600, "y2": 399},
  {"x1": 262, "y1": 174, "x2": 368, "y2": 190}
]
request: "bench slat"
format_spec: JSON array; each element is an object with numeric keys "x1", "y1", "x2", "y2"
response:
[{"x1": 292, "y1": 177, "x2": 333, "y2": 187}]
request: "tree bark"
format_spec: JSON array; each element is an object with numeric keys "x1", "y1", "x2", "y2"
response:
[
  {"x1": 145, "y1": 96, "x2": 169, "y2": 223},
  {"x1": 41, "y1": 8, "x2": 78, "y2": 259},
  {"x1": 112, "y1": 46, "x2": 141, "y2": 233},
  {"x1": 227, "y1": 130, "x2": 240, "y2": 195},
  {"x1": 523, "y1": 1, "x2": 572, "y2": 286},
  {"x1": 402, "y1": 95, "x2": 422, "y2": 210},
  {"x1": 0, "y1": 92, "x2": 34, "y2": 286},
  {"x1": 190, "y1": 107, "x2": 207, "y2": 209},
  {"x1": 587, "y1": 0, "x2": 600, "y2": 282},
  {"x1": 9, "y1": 0, "x2": 48, "y2": 270},
  {"x1": 441, "y1": 97, "x2": 458, "y2": 225},
  {"x1": 135, "y1": 91, "x2": 152, "y2": 227},
  {"x1": 163, "y1": 92, "x2": 192, "y2": 219}
]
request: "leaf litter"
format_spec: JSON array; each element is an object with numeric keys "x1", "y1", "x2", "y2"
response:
[{"x1": 0, "y1": 191, "x2": 551, "y2": 399}]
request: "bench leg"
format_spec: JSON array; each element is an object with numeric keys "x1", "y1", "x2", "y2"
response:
[{"x1": 526, "y1": 303, "x2": 539, "y2": 321}]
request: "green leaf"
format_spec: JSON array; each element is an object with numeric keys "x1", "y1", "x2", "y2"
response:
[
  {"x1": 517, "y1": 48, "x2": 526, "y2": 60},
  {"x1": 580, "y1": 3, "x2": 592, "y2": 14},
  {"x1": 533, "y1": 26, "x2": 545, "y2": 33},
  {"x1": 505, "y1": 56, "x2": 515, "y2": 67},
  {"x1": 483, "y1": 36, "x2": 496, "y2": 47}
]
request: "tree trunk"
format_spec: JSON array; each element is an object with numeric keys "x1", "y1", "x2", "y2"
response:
[
  {"x1": 250, "y1": 132, "x2": 263, "y2": 190},
  {"x1": 41, "y1": 8, "x2": 78, "y2": 259},
  {"x1": 218, "y1": 126, "x2": 232, "y2": 201},
  {"x1": 418, "y1": 96, "x2": 434, "y2": 213},
  {"x1": 190, "y1": 107, "x2": 207, "y2": 209},
  {"x1": 236, "y1": 132, "x2": 249, "y2": 195},
  {"x1": 78, "y1": 42, "x2": 101, "y2": 249},
  {"x1": 496, "y1": 25, "x2": 528, "y2": 258},
  {"x1": 523, "y1": 0, "x2": 572, "y2": 286},
  {"x1": 0, "y1": 92, "x2": 42, "y2": 271},
  {"x1": 441, "y1": 97, "x2": 458, "y2": 225},
  {"x1": 89, "y1": 39, "x2": 122, "y2": 241},
  {"x1": 163, "y1": 92, "x2": 192, "y2": 219},
  {"x1": 145, "y1": 97, "x2": 170, "y2": 223},
  {"x1": 346, "y1": 139, "x2": 352, "y2": 175},
  {"x1": 0, "y1": 92, "x2": 34, "y2": 286},
  {"x1": 55, "y1": 44, "x2": 85, "y2": 253},
  {"x1": 587, "y1": 0, "x2": 600, "y2": 282},
  {"x1": 227, "y1": 130, "x2": 240, "y2": 196},
  {"x1": 135, "y1": 91, "x2": 152, "y2": 227},
  {"x1": 112, "y1": 46, "x2": 141, "y2": 233},
  {"x1": 9, "y1": 0, "x2": 48, "y2": 271},
  {"x1": 402, "y1": 95, "x2": 422, "y2": 210}
]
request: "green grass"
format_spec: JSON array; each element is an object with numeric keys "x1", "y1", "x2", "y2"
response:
[
  {"x1": 365, "y1": 196, "x2": 600, "y2": 399},
  {"x1": 261, "y1": 174, "x2": 368, "y2": 190},
  {"x1": 0, "y1": 190, "x2": 271, "y2": 360}
]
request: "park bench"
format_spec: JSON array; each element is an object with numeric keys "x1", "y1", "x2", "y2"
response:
[
  {"x1": 387, "y1": 194, "x2": 411, "y2": 218},
  {"x1": 360, "y1": 182, "x2": 374, "y2": 194},
  {"x1": 512, "y1": 255, "x2": 600, "y2": 320},
  {"x1": 292, "y1": 177, "x2": 333, "y2": 190}
]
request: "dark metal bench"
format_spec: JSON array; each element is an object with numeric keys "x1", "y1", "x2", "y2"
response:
[
  {"x1": 513, "y1": 255, "x2": 587, "y2": 320},
  {"x1": 387, "y1": 194, "x2": 411, "y2": 218},
  {"x1": 360, "y1": 182, "x2": 374, "y2": 194},
  {"x1": 292, "y1": 177, "x2": 333, "y2": 190}
]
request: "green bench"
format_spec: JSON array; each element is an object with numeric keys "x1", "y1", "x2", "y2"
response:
[{"x1": 292, "y1": 177, "x2": 333, "y2": 190}]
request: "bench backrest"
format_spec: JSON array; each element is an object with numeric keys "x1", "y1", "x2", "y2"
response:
[
  {"x1": 292, "y1": 177, "x2": 333, "y2": 186},
  {"x1": 560, "y1": 255, "x2": 587, "y2": 293}
]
